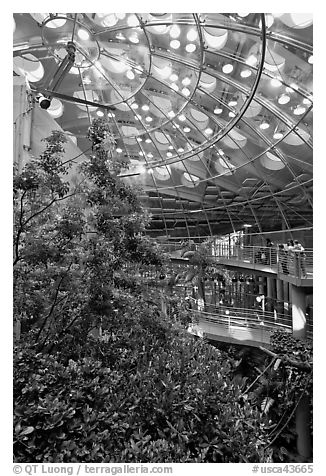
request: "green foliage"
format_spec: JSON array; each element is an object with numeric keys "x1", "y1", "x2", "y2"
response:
[
  {"x1": 14, "y1": 298, "x2": 267, "y2": 463},
  {"x1": 13, "y1": 124, "x2": 162, "y2": 348}
]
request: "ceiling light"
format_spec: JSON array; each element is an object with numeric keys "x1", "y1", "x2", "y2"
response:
[
  {"x1": 77, "y1": 29, "x2": 90, "y2": 41},
  {"x1": 246, "y1": 54, "x2": 258, "y2": 66},
  {"x1": 171, "y1": 83, "x2": 179, "y2": 91},
  {"x1": 182, "y1": 87, "x2": 190, "y2": 96},
  {"x1": 168, "y1": 145, "x2": 174, "y2": 150},
  {"x1": 145, "y1": 138, "x2": 152, "y2": 143},
  {"x1": 170, "y1": 40, "x2": 180, "y2": 49},
  {"x1": 271, "y1": 78, "x2": 282, "y2": 87},
  {"x1": 293, "y1": 106, "x2": 306, "y2": 115},
  {"x1": 45, "y1": 17, "x2": 67, "y2": 28},
  {"x1": 116, "y1": 13, "x2": 126, "y2": 20},
  {"x1": 178, "y1": 147, "x2": 184, "y2": 153},
  {"x1": 205, "y1": 128, "x2": 213, "y2": 135},
  {"x1": 241, "y1": 69, "x2": 252, "y2": 78},
  {"x1": 265, "y1": 14, "x2": 274, "y2": 28},
  {"x1": 139, "y1": 152, "x2": 144, "y2": 156},
  {"x1": 182, "y1": 77, "x2": 191, "y2": 86},
  {"x1": 218, "y1": 149, "x2": 224, "y2": 155},
  {"x1": 222, "y1": 64, "x2": 233, "y2": 74},
  {"x1": 101, "y1": 14, "x2": 118, "y2": 27},
  {"x1": 170, "y1": 73, "x2": 178, "y2": 82},
  {"x1": 142, "y1": 104, "x2": 149, "y2": 111},
  {"x1": 186, "y1": 43, "x2": 196, "y2": 53},
  {"x1": 183, "y1": 127, "x2": 191, "y2": 132},
  {"x1": 214, "y1": 107, "x2": 223, "y2": 114},
  {"x1": 168, "y1": 111, "x2": 175, "y2": 118},
  {"x1": 167, "y1": 152, "x2": 173, "y2": 157},
  {"x1": 137, "y1": 137, "x2": 142, "y2": 142},
  {"x1": 147, "y1": 168, "x2": 153, "y2": 174},
  {"x1": 116, "y1": 148, "x2": 122, "y2": 153},
  {"x1": 228, "y1": 100, "x2": 237, "y2": 107},
  {"x1": 184, "y1": 172, "x2": 199, "y2": 182},
  {"x1": 308, "y1": 55, "x2": 313, "y2": 64},
  {"x1": 238, "y1": 12, "x2": 250, "y2": 17},
  {"x1": 115, "y1": 32, "x2": 125, "y2": 40},
  {"x1": 129, "y1": 34, "x2": 139, "y2": 44},
  {"x1": 170, "y1": 24, "x2": 181, "y2": 38},
  {"x1": 260, "y1": 122, "x2": 270, "y2": 129},
  {"x1": 147, "y1": 153, "x2": 153, "y2": 158},
  {"x1": 145, "y1": 116, "x2": 153, "y2": 122},
  {"x1": 278, "y1": 94, "x2": 290, "y2": 104},
  {"x1": 96, "y1": 110, "x2": 104, "y2": 117},
  {"x1": 229, "y1": 111, "x2": 236, "y2": 117},
  {"x1": 127, "y1": 14, "x2": 139, "y2": 27},
  {"x1": 187, "y1": 29, "x2": 198, "y2": 41},
  {"x1": 178, "y1": 114, "x2": 186, "y2": 121},
  {"x1": 273, "y1": 132, "x2": 284, "y2": 139},
  {"x1": 126, "y1": 70, "x2": 135, "y2": 80},
  {"x1": 303, "y1": 97, "x2": 312, "y2": 105},
  {"x1": 290, "y1": 82, "x2": 299, "y2": 91},
  {"x1": 131, "y1": 103, "x2": 139, "y2": 109}
]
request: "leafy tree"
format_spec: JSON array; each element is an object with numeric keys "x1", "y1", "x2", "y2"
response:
[{"x1": 13, "y1": 119, "x2": 162, "y2": 350}]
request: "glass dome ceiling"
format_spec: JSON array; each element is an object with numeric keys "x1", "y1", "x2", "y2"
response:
[{"x1": 13, "y1": 13, "x2": 313, "y2": 238}]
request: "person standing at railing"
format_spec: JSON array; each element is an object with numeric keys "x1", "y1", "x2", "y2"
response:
[
  {"x1": 278, "y1": 244, "x2": 289, "y2": 274},
  {"x1": 265, "y1": 238, "x2": 275, "y2": 265},
  {"x1": 293, "y1": 240, "x2": 306, "y2": 278},
  {"x1": 286, "y1": 239, "x2": 295, "y2": 274}
]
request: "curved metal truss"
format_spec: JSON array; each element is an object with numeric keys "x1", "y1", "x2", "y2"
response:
[{"x1": 13, "y1": 13, "x2": 313, "y2": 238}]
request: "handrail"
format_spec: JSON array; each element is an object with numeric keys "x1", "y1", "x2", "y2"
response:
[
  {"x1": 158, "y1": 242, "x2": 313, "y2": 280},
  {"x1": 191, "y1": 309, "x2": 292, "y2": 330}
]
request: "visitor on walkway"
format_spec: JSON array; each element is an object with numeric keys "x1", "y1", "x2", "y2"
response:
[
  {"x1": 293, "y1": 240, "x2": 306, "y2": 277},
  {"x1": 278, "y1": 244, "x2": 289, "y2": 274},
  {"x1": 266, "y1": 238, "x2": 277, "y2": 265},
  {"x1": 286, "y1": 239, "x2": 295, "y2": 274}
]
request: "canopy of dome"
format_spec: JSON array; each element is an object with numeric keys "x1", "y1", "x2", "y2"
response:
[{"x1": 13, "y1": 13, "x2": 313, "y2": 239}]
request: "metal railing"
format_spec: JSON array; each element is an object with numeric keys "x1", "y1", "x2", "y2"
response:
[
  {"x1": 188, "y1": 307, "x2": 292, "y2": 347},
  {"x1": 191, "y1": 304, "x2": 293, "y2": 329},
  {"x1": 157, "y1": 242, "x2": 313, "y2": 280}
]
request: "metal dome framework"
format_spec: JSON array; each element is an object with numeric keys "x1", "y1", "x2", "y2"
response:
[{"x1": 13, "y1": 13, "x2": 313, "y2": 238}]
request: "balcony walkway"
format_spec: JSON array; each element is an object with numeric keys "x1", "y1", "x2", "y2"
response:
[
  {"x1": 162, "y1": 243, "x2": 313, "y2": 287},
  {"x1": 188, "y1": 305, "x2": 295, "y2": 348}
]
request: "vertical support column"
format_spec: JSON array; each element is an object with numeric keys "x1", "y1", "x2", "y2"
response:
[
  {"x1": 266, "y1": 277, "x2": 276, "y2": 311},
  {"x1": 283, "y1": 281, "x2": 290, "y2": 316},
  {"x1": 276, "y1": 278, "x2": 284, "y2": 314},
  {"x1": 258, "y1": 276, "x2": 265, "y2": 295},
  {"x1": 267, "y1": 277, "x2": 274, "y2": 298},
  {"x1": 295, "y1": 395, "x2": 312, "y2": 461},
  {"x1": 290, "y1": 285, "x2": 311, "y2": 461},
  {"x1": 291, "y1": 284, "x2": 306, "y2": 339}
]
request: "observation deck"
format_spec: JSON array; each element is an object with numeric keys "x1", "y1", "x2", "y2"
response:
[
  {"x1": 188, "y1": 304, "x2": 312, "y2": 348},
  {"x1": 161, "y1": 242, "x2": 313, "y2": 288}
]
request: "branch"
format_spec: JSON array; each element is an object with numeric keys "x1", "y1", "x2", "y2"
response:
[
  {"x1": 259, "y1": 346, "x2": 312, "y2": 372},
  {"x1": 35, "y1": 262, "x2": 73, "y2": 343},
  {"x1": 264, "y1": 377, "x2": 311, "y2": 449},
  {"x1": 22, "y1": 191, "x2": 80, "y2": 230},
  {"x1": 241, "y1": 357, "x2": 276, "y2": 397},
  {"x1": 13, "y1": 190, "x2": 28, "y2": 266}
]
